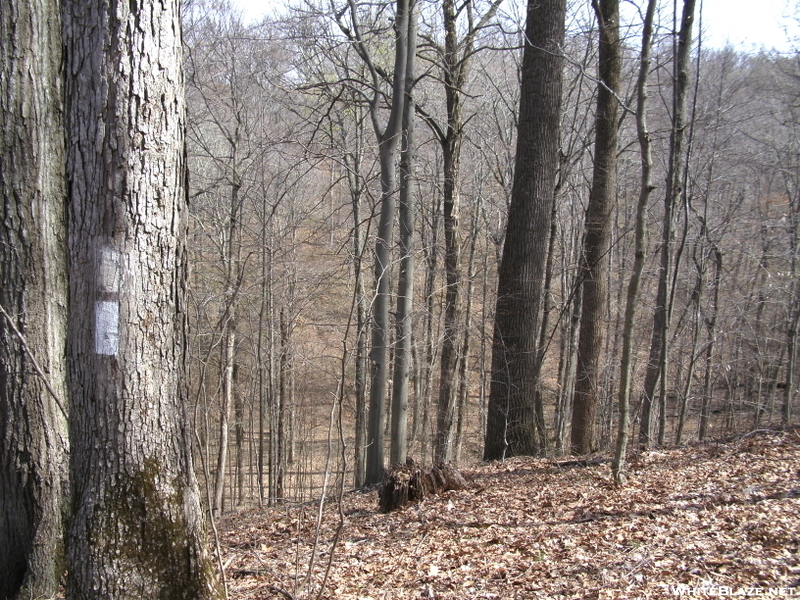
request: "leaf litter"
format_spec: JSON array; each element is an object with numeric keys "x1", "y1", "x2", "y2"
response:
[{"x1": 218, "y1": 429, "x2": 800, "y2": 599}]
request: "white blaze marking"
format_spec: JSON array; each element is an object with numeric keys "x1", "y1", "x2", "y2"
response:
[{"x1": 95, "y1": 301, "x2": 119, "y2": 355}]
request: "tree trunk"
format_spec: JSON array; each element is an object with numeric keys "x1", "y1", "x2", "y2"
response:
[
  {"x1": 570, "y1": 0, "x2": 622, "y2": 456},
  {"x1": 612, "y1": 0, "x2": 657, "y2": 484},
  {"x1": 639, "y1": 0, "x2": 697, "y2": 448},
  {"x1": 484, "y1": 0, "x2": 566, "y2": 461},
  {"x1": 347, "y1": 146, "x2": 369, "y2": 488},
  {"x1": 430, "y1": 0, "x2": 503, "y2": 463},
  {"x1": 0, "y1": 0, "x2": 69, "y2": 595},
  {"x1": 391, "y1": 7, "x2": 417, "y2": 466},
  {"x1": 454, "y1": 203, "x2": 481, "y2": 463},
  {"x1": 63, "y1": 0, "x2": 219, "y2": 594},
  {"x1": 365, "y1": 0, "x2": 411, "y2": 485}
]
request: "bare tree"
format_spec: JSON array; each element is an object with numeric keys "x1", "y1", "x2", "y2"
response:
[
  {"x1": 484, "y1": 0, "x2": 566, "y2": 460},
  {"x1": 391, "y1": 1, "x2": 418, "y2": 466},
  {"x1": 570, "y1": 0, "x2": 622, "y2": 455},
  {"x1": 639, "y1": 0, "x2": 697, "y2": 447},
  {"x1": 612, "y1": 0, "x2": 657, "y2": 483},
  {"x1": 330, "y1": 0, "x2": 415, "y2": 484},
  {"x1": 418, "y1": 0, "x2": 505, "y2": 464}
]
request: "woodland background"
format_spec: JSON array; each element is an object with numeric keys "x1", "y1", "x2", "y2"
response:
[{"x1": 183, "y1": 0, "x2": 800, "y2": 510}]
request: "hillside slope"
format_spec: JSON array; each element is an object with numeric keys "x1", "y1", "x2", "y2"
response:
[{"x1": 219, "y1": 429, "x2": 800, "y2": 599}]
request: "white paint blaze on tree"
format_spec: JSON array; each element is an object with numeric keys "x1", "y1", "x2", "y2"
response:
[{"x1": 63, "y1": 0, "x2": 220, "y2": 596}]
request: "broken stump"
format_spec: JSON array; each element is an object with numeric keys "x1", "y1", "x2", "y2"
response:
[{"x1": 378, "y1": 459, "x2": 467, "y2": 513}]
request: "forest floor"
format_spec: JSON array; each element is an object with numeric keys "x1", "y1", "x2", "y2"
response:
[{"x1": 218, "y1": 428, "x2": 800, "y2": 600}]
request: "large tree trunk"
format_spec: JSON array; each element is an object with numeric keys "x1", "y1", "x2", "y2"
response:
[
  {"x1": 570, "y1": 0, "x2": 622, "y2": 455},
  {"x1": 63, "y1": 0, "x2": 219, "y2": 595},
  {"x1": 0, "y1": 0, "x2": 69, "y2": 595},
  {"x1": 484, "y1": 0, "x2": 565, "y2": 461}
]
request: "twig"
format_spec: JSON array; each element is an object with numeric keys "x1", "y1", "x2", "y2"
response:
[
  {"x1": 267, "y1": 585, "x2": 297, "y2": 600},
  {"x1": 0, "y1": 302, "x2": 68, "y2": 420}
]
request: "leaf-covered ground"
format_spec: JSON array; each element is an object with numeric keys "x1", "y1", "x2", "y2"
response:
[{"x1": 218, "y1": 429, "x2": 800, "y2": 599}]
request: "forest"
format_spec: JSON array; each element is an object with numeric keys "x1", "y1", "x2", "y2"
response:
[
  {"x1": 183, "y1": 0, "x2": 800, "y2": 505},
  {"x1": 0, "y1": 0, "x2": 798, "y2": 597}
]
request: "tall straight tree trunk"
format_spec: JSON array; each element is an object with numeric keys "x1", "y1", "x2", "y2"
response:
[
  {"x1": 256, "y1": 239, "x2": 271, "y2": 504},
  {"x1": 454, "y1": 201, "x2": 482, "y2": 463},
  {"x1": 214, "y1": 323, "x2": 235, "y2": 515},
  {"x1": 63, "y1": 0, "x2": 219, "y2": 595},
  {"x1": 432, "y1": 0, "x2": 503, "y2": 463},
  {"x1": 213, "y1": 175, "x2": 242, "y2": 515},
  {"x1": 364, "y1": 0, "x2": 411, "y2": 485},
  {"x1": 639, "y1": 0, "x2": 696, "y2": 447},
  {"x1": 415, "y1": 209, "x2": 440, "y2": 456},
  {"x1": 345, "y1": 142, "x2": 370, "y2": 487},
  {"x1": 0, "y1": 0, "x2": 69, "y2": 595},
  {"x1": 434, "y1": 130, "x2": 463, "y2": 462},
  {"x1": 484, "y1": 0, "x2": 566, "y2": 461},
  {"x1": 783, "y1": 188, "x2": 799, "y2": 423},
  {"x1": 570, "y1": 0, "x2": 622, "y2": 455},
  {"x1": 613, "y1": 0, "x2": 657, "y2": 483},
  {"x1": 391, "y1": 5, "x2": 417, "y2": 466}
]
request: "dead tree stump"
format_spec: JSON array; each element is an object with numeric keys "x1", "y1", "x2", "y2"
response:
[{"x1": 378, "y1": 459, "x2": 467, "y2": 513}]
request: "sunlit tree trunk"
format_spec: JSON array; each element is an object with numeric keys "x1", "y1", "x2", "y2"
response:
[{"x1": 63, "y1": 0, "x2": 219, "y2": 594}]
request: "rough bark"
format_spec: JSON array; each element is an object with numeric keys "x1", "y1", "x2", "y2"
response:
[
  {"x1": 570, "y1": 0, "x2": 622, "y2": 455},
  {"x1": 0, "y1": 0, "x2": 69, "y2": 595},
  {"x1": 63, "y1": 0, "x2": 220, "y2": 595},
  {"x1": 484, "y1": 0, "x2": 566, "y2": 460}
]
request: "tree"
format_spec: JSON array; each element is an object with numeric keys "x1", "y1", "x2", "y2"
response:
[
  {"x1": 484, "y1": 0, "x2": 566, "y2": 460},
  {"x1": 639, "y1": 0, "x2": 697, "y2": 447},
  {"x1": 612, "y1": 0, "x2": 657, "y2": 483},
  {"x1": 62, "y1": 0, "x2": 219, "y2": 595},
  {"x1": 570, "y1": 0, "x2": 622, "y2": 455},
  {"x1": 0, "y1": 0, "x2": 69, "y2": 596},
  {"x1": 336, "y1": 0, "x2": 415, "y2": 485},
  {"x1": 422, "y1": 0, "x2": 505, "y2": 463},
  {"x1": 390, "y1": 2, "x2": 418, "y2": 466}
]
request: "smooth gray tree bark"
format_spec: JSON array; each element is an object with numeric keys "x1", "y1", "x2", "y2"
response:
[
  {"x1": 613, "y1": 0, "x2": 657, "y2": 484},
  {"x1": 390, "y1": 0, "x2": 418, "y2": 466},
  {"x1": 348, "y1": 0, "x2": 412, "y2": 485}
]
